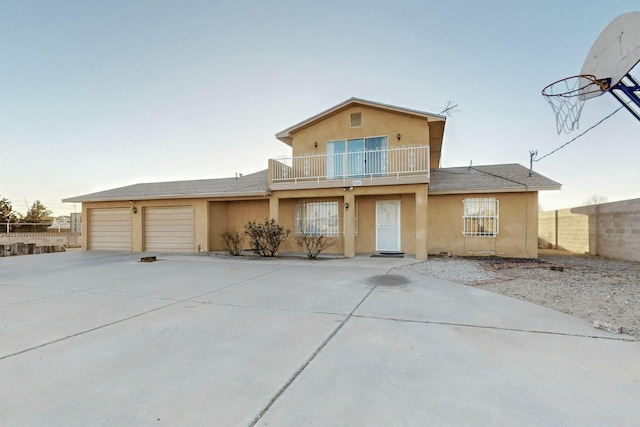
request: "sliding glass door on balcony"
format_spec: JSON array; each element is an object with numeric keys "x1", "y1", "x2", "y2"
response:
[{"x1": 326, "y1": 136, "x2": 388, "y2": 179}]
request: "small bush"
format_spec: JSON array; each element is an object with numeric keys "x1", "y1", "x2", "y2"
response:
[
  {"x1": 245, "y1": 219, "x2": 290, "y2": 257},
  {"x1": 220, "y1": 227, "x2": 244, "y2": 256},
  {"x1": 295, "y1": 233, "x2": 335, "y2": 260}
]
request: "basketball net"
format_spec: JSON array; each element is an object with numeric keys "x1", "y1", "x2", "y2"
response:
[{"x1": 541, "y1": 75, "x2": 609, "y2": 134}]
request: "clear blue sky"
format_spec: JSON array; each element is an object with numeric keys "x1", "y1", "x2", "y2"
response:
[{"x1": 2, "y1": 0, "x2": 639, "y2": 216}]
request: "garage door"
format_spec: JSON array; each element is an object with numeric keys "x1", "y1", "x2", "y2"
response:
[
  {"x1": 144, "y1": 206, "x2": 194, "y2": 253},
  {"x1": 89, "y1": 208, "x2": 132, "y2": 251}
]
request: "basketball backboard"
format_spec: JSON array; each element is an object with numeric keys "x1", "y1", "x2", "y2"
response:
[
  {"x1": 580, "y1": 11, "x2": 640, "y2": 100},
  {"x1": 542, "y1": 11, "x2": 640, "y2": 133}
]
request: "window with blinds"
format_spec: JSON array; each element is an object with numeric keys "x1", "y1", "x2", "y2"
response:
[
  {"x1": 296, "y1": 201, "x2": 340, "y2": 236},
  {"x1": 462, "y1": 198, "x2": 499, "y2": 237}
]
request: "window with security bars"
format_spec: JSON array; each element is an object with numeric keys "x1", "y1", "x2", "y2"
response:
[
  {"x1": 296, "y1": 201, "x2": 340, "y2": 236},
  {"x1": 462, "y1": 198, "x2": 499, "y2": 237}
]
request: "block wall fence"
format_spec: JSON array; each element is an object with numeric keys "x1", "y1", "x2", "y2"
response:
[{"x1": 539, "y1": 198, "x2": 640, "y2": 262}]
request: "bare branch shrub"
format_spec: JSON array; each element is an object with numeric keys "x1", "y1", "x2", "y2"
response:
[
  {"x1": 220, "y1": 227, "x2": 244, "y2": 256},
  {"x1": 295, "y1": 233, "x2": 335, "y2": 260},
  {"x1": 244, "y1": 219, "x2": 290, "y2": 257}
]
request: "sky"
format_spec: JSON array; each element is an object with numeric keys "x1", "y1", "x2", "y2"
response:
[{"x1": 2, "y1": 0, "x2": 639, "y2": 217}]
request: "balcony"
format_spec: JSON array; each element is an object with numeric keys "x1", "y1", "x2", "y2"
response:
[{"x1": 269, "y1": 146, "x2": 430, "y2": 190}]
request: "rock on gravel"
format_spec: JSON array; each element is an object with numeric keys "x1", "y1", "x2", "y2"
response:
[{"x1": 404, "y1": 250, "x2": 640, "y2": 339}]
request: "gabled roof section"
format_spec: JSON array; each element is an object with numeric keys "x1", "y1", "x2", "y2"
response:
[
  {"x1": 276, "y1": 97, "x2": 446, "y2": 146},
  {"x1": 429, "y1": 164, "x2": 561, "y2": 194},
  {"x1": 63, "y1": 170, "x2": 269, "y2": 203}
]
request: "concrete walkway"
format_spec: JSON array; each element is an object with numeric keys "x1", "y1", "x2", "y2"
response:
[{"x1": 1, "y1": 251, "x2": 638, "y2": 426}]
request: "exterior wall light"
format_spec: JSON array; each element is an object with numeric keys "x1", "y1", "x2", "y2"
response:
[
  {"x1": 397, "y1": 133, "x2": 401, "y2": 141},
  {"x1": 314, "y1": 141, "x2": 318, "y2": 148},
  {"x1": 345, "y1": 202, "x2": 350, "y2": 209}
]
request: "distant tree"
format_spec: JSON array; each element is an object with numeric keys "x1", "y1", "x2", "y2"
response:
[
  {"x1": 583, "y1": 195, "x2": 608, "y2": 206},
  {"x1": 24, "y1": 200, "x2": 52, "y2": 223},
  {"x1": 0, "y1": 197, "x2": 20, "y2": 223}
]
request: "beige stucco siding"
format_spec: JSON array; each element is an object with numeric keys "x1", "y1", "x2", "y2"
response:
[
  {"x1": 427, "y1": 192, "x2": 538, "y2": 258},
  {"x1": 208, "y1": 200, "x2": 269, "y2": 251},
  {"x1": 354, "y1": 194, "x2": 416, "y2": 254},
  {"x1": 271, "y1": 184, "x2": 426, "y2": 255},
  {"x1": 290, "y1": 105, "x2": 430, "y2": 158}
]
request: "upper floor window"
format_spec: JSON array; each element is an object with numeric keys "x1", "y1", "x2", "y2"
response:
[
  {"x1": 350, "y1": 112, "x2": 362, "y2": 128},
  {"x1": 326, "y1": 136, "x2": 388, "y2": 179},
  {"x1": 463, "y1": 198, "x2": 499, "y2": 237}
]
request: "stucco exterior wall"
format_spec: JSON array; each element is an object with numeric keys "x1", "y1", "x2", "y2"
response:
[
  {"x1": 272, "y1": 184, "x2": 426, "y2": 256},
  {"x1": 354, "y1": 193, "x2": 416, "y2": 254},
  {"x1": 428, "y1": 192, "x2": 539, "y2": 258},
  {"x1": 208, "y1": 200, "x2": 269, "y2": 251},
  {"x1": 290, "y1": 105, "x2": 431, "y2": 157}
]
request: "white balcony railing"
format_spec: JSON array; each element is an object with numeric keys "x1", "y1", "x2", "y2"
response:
[{"x1": 270, "y1": 146, "x2": 429, "y2": 184}]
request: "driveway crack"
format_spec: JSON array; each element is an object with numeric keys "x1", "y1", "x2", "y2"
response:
[{"x1": 248, "y1": 267, "x2": 393, "y2": 426}]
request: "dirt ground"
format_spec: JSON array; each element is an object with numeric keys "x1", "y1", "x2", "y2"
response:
[{"x1": 471, "y1": 249, "x2": 640, "y2": 339}]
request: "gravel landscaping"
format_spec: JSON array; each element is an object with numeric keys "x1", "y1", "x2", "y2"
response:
[{"x1": 405, "y1": 249, "x2": 640, "y2": 339}]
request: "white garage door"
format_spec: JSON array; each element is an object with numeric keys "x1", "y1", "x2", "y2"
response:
[
  {"x1": 89, "y1": 208, "x2": 132, "y2": 251},
  {"x1": 144, "y1": 206, "x2": 194, "y2": 253}
]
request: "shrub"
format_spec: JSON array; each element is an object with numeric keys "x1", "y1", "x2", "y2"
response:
[
  {"x1": 295, "y1": 233, "x2": 335, "y2": 260},
  {"x1": 220, "y1": 227, "x2": 244, "y2": 256},
  {"x1": 244, "y1": 219, "x2": 290, "y2": 257}
]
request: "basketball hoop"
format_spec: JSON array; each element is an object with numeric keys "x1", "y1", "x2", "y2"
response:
[{"x1": 541, "y1": 74, "x2": 610, "y2": 134}]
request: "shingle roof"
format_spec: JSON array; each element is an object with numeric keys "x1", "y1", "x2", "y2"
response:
[
  {"x1": 62, "y1": 170, "x2": 270, "y2": 203},
  {"x1": 429, "y1": 164, "x2": 561, "y2": 193},
  {"x1": 63, "y1": 164, "x2": 560, "y2": 203}
]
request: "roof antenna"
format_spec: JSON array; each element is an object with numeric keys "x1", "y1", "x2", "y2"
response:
[
  {"x1": 528, "y1": 150, "x2": 538, "y2": 177},
  {"x1": 439, "y1": 101, "x2": 460, "y2": 117}
]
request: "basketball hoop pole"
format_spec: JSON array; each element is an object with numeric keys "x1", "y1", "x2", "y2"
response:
[{"x1": 609, "y1": 73, "x2": 640, "y2": 121}]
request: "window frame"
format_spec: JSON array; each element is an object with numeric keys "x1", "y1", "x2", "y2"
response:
[
  {"x1": 462, "y1": 198, "x2": 499, "y2": 238},
  {"x1": 326, "y1": 135, "x2": 388, "y2": 179},
  {"x1": 350, "y1": 112, "x2": 362, "y2": 128},
  {"x1": 296, "y1": 200, "x2": 341, "y2": 237}
]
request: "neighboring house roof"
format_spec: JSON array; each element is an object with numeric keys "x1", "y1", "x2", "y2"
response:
[
  {"x1": 429, "y1": 164, "x2": 561, "y2": 194},
  {"x1": 62, "y1": 170, "x2": 270, "y2": 203},
  {"x1": 275, "y1": 97, "x2": 446, "y2": 145}
]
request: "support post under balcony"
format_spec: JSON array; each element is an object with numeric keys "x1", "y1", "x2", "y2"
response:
[
  {"x1": 343, "y1": 193, "x2": 356, "y2": 258},
  {"x1": 269, "y1": 196, "x2": 279, "y2": 222}
]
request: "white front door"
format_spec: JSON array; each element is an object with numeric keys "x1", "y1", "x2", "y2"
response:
[{"x1": 376, "y1": 201, "x2": 401, "y2": 252}]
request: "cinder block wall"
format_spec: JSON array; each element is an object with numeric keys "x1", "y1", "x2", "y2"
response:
[
  {"x1": 584, "y1": 199, "x2": 640, "y2": 262},
  {"x1": 538, "y1": 210, "x2": 556, "y2": 248},
  {"x1": 0, "y1": 233, "x2": 82, "y2": 248},
  {"x1": 538, "y1": 208, "x2": 589, "y2": 253},
  {"x1": 541, "y1": 198, "x2": 640, "y2": 262}
]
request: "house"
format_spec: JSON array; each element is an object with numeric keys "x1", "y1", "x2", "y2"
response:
[{"x1": 63, "y1": 97, "x2": 561, "y2": 258}]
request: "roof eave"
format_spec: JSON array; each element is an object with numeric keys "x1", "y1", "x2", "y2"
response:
[
  {"x1": 62, "y1": 190, "x2": 271, "y2": 203},
  {"x1": 428, "y1": 185, "x2": 562, "y2": 195}
]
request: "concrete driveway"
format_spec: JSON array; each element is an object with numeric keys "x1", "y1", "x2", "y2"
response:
[{"x1": 1, "y1": 251, "x2": 639, "y2": 426}]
